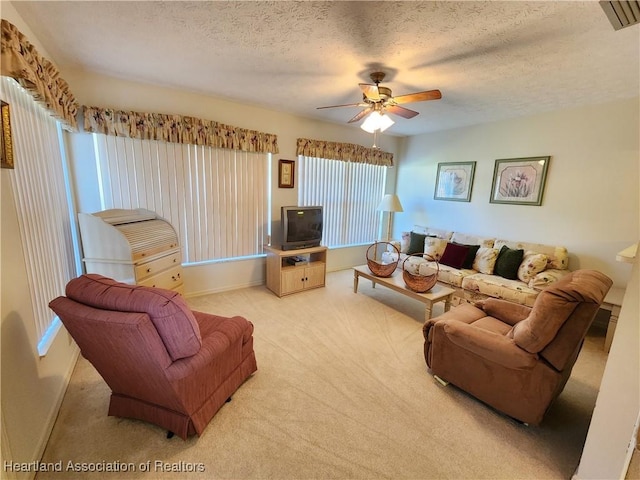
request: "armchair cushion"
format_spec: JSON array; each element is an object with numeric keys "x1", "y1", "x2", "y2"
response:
[
  {"x1": 441, "y1": 320, "x2": 538, "y2": 369},
  {"x1": 65, "y1": 274, "x2": 202, "y2": 361},
  {"x1": 478, "y1": 298, "x2": 531, "y2": 326}
]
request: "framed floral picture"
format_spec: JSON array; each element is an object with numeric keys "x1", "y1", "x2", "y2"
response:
[
  {"x1": 434, "y1": 161, "x2": 476, "y2": 202},
  {"x1": 490, "y1": 156, "x2": 550, "y2": 206},
  {"x1": 278, "y1": 159, "x2": 295, "y2": 188}
]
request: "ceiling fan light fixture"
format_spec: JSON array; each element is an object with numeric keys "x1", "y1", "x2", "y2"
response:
[{"x1": 360, "y1": 112, "x2": 394, "y2": 133}]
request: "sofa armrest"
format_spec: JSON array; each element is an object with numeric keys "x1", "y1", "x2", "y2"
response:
[
  {"x1": 528, "y1": 268, "x2": 571, "y2": 291},
  {"x1": 477, "y1": 298, "x2": 531, "y2": 326},
  {"x1": 439, "y1": 320, "x2": 538, "y2": 369}
]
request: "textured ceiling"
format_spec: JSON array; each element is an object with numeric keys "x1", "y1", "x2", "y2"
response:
[{"x1": 10, "y1": 1, "x2": 640, "y2": 136}]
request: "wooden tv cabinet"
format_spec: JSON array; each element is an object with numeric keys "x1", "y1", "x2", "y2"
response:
[{"x1": 264, "y1": 245, "x2": 327, "y2": 297}]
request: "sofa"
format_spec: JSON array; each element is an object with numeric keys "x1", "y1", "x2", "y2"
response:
[{"x1": 388, "y1": 225, "x2": 571, "y2": 307}]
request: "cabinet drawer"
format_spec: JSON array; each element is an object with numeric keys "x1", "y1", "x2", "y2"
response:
[
  {"x1": 135, "y1": 252, "x2": 181, "y2": 281},
  {"x1": 137, "y1": 265, "x2": 183, "y2": 290}
]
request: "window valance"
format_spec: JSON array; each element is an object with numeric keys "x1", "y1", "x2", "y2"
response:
[
  {"x1": 1, "y1": 20, "x2": 78, "y2": 131},
  {"x1": 296, "y1": 138, "x2": 393, "y2": 166},
  {"x1": 83, "y1": 106, "x2": 279, "y2": 154}
]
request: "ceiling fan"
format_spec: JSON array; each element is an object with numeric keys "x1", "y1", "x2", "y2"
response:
[{"x1": 317, "y1": 71, "x2": 442, "y2": 128}]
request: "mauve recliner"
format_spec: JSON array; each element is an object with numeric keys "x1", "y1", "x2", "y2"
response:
[
  {"x1": 423, "y1": 269, "x2": 612, "y2": 425},
  {"x1": 49, "y1": 274, "x2": 257, "y2": 439}
]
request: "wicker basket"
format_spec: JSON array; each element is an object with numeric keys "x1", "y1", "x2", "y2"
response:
[
  {"x1": 366, "y1": 242, "x2": 400, "y2": 278},
  {"x1": 402, "y1": 253, "x2": 439, "y2": 293}
]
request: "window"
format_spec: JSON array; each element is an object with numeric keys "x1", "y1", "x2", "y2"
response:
[
  {"x1": 297, "y1": 155, "x2": 386, "y2": 247},
  {"x1": 2, "y1": 77, "x2": 81, "y2": 356},
  {"x1": 93, "y1": 134, "x2": 269, "y2": 263}
]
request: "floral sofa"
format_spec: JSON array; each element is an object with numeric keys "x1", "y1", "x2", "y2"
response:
[{"x1": 389, "y1": 225, "x2": 571, "y2": 307}]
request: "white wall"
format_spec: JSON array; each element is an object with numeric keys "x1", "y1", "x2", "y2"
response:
[
  {"x1": 395, "y1": 98, "x2": 639, "y2": 287},
  {"x1": 576, "y1": 246, "x2": 639, "y2": 479},
  {"x1": 1, "y1": 5, "x2": 80, "y2": 479}
]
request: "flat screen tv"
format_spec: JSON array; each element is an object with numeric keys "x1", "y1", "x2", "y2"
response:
[{"x1": 281, "y1": 206, "x2": 323, "y2": 250}]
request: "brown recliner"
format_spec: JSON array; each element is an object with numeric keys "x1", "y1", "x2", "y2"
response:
[
  {"x1": 423, "y1": 269, "x2": 612, "y2": 425},
  {"x1": 49, "y1": 274, "x2": 257, "y2": 439}
]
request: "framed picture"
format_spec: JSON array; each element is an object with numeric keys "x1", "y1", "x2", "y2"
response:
[
  {"x1": 278, "y1": 159, "x2": 294, "y2": 188},
  {"x1": 490, "y1": 156, "x2": 550, "y2": 206},
  {"x1": 434, "y1": 161, "x2": 476, "y2": 202},
  {"x1": 1, "y1": 101, "x2": 14, "y2": 169}
]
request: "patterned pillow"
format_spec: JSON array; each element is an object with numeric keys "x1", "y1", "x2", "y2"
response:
[
  {"x1": 472, "y1": 247, "x2": 499, "y2": 274},
  {"x1": 548, "y1": 246, "x2": 569, "y2": 270},
  {"x1": 424, "y1": 237, "x2": 448, "y2": 261},
  {"x1": 517, "y1": 251, "x2": 548, "y2": 283}
]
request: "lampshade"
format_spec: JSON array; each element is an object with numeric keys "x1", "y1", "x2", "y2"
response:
[
  {"x1": 377, "y1": 194, "x2": 404, "y2": 212},
  {"x1": 361, "y1": 112, "x2": 395, "y2": 133}
]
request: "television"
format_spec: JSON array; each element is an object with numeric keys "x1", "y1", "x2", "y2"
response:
[{"x1": 281, "y1": 206, "x2": 323, "y2": 250}]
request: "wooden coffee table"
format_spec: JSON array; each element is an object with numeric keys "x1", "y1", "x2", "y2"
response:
[{"x1": 353, "y1": 265, "x2": 455, "y2": 321}]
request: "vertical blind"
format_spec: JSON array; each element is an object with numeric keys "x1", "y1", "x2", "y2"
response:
[
  {"x1": 2, "y1": 77, "x2": 78, "y2": 355},
  {"x1": 93, "y1": 134, "x2": 269, "y2": 263},
  {"x1": 298, "y1": 156, "x2": 386, "y2": 247}
]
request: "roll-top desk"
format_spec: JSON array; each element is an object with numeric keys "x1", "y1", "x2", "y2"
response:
[{"x1": 78, "y1": 208, "x2": 184, "y2": 294}]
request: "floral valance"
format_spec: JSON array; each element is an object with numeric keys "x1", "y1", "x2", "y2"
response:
[
  {"x1": 1, "y1": 20, "x2": 78, "y2": 131},
  {"x1": 296, "y1": 138, "x2": 393, "y2": 167},
  {"x1": 83, "y1": 106, "x2": 279, "y2": 154}
]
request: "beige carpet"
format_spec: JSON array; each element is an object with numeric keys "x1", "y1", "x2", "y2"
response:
[{"x1": 36, "y1": 269, "x2": 609, "y2": 479}]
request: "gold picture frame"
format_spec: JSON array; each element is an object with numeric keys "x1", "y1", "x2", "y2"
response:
[
  {"x1": 278, "y1": 159, "x2": 294, "y2": 188},
  {"x1": 1, "y1": 101, "x2": 14, "y2": 169}
]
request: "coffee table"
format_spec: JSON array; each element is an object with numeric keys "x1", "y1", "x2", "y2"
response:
[{"x1": 353, "y1": 265, "x2": 455, "y2": 321}]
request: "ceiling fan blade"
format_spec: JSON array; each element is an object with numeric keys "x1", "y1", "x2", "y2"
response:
[
  {"x1": 392, "y1": 89, "x2": 442, "y2": 104},
  {"x1": 348, "y1": 108, "x2": 373, "y2": 123},
  {"x1": 386, "y1": 105, "x2": 419, "y2": 119},
  {"x1": 316, "y1": 102, "x2": 363, "y2": 110},
  {"x1": 359, "y1": 83, "x2": 380, "y2": 101}
]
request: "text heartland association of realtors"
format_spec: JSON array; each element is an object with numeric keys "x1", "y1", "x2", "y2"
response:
[{"x1": 3, "y1": 460, "x2": 206, "y2": 473}]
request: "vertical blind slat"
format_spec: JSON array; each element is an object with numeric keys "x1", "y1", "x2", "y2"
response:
[
  {"x1": 2, "y1": 77, "x2": 78, "y2": 346},
  {"x1": 298, "y1": 155, "x2": 385, "y2": 247},
  {"x1": 93, "y1": 135, "x2": 267, "y2": 263}
]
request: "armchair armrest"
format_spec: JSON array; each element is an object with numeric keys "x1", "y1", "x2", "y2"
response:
[
  {"x1": 478, "y1": 298, "x2": 531, "y2": 326},
  {"x1": 440, "y1": 320, "x2": 538, "y2": 369},
  {"x1": 165, "y1": 313, "x2": 250, "y2": 381}
]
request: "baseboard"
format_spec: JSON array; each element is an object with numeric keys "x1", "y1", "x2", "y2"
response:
[
  {"x1": 184, "y1": 279, "x2": 265, "y2": 298},
  {"x1": 30, "y1": 347, "x2": 80, "y2": 478}
]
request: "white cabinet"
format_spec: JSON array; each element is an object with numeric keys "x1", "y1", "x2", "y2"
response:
[{"x1": 78, "y1": 208, "x2": 184, "y2": 294}]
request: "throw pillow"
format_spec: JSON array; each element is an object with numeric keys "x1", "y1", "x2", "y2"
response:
[
  {"x1": 439, "y1": 242, "x2": 469, "y2": 269},
  {"x1": 406, "y1": 232, "x2": 427, "y2": 255},
  {"x1": 517, "y1": 251, "x2": 548, "y2": 283},
  {"x1": 454, "y1": 242, "x2": 481, "y2": 269},
  {"x1": 494, "y1": 245, "x2": 525, "y2": 280},
  {"x1": 472, "y1": 247, "x2": 499, "y2": 274},
  {"x1": 400, "y1": 232, "x2": 411, "y2": 253},
  {"x1": 424, "y1": 237, "x2": 448, "y2": 261}
]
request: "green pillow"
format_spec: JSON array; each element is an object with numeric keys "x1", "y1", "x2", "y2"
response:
[
  {"x1": 494, "y1": 245, "x2": 524, "y2": 280},
  {"x1": 407, "y1": 232, "x2": 427, "y2": 255}
]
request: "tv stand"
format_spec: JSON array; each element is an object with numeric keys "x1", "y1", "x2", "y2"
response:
[{"x1": 264, "y1": 245, "x2": 327, "y2": 297}]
